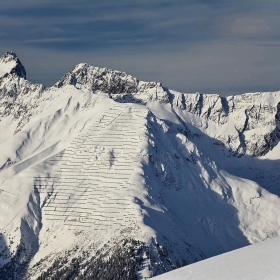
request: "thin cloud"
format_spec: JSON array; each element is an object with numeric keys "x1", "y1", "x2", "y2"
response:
[{"x1": 0, "y1": 0, "x2": 280, "y2": 96}]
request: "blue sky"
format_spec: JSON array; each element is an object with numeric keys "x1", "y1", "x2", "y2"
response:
[{"x1": 1, "y1": 0, "x2": 280, "y2": 96}]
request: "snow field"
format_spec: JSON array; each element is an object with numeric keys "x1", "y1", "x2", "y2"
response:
[
  {"x1": 153, "y1": 236, "x2": 280, "y2": 280},
  {"x1": 36, "y1": 103, "x2": 149, "y2": 233}
]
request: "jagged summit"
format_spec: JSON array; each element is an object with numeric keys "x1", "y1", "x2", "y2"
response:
[
  {"x1": 0, "y1": 51, "x2": 26, "y2": 79},
  {"x1": 0, "y1": 52, "x2": 44, "y2": 134},
  {"x1": 1, "y1": 51, "x2": 280, "y2": 279},
  {"x1": 0, "y1": 51, "x2": 280, "y2": 157},
  {"x1": 54, "y1": 62, "x2": 169, "y2": 104},
  {"x1": 55, "y1": 63, "x2": 140, "y2": 93}
]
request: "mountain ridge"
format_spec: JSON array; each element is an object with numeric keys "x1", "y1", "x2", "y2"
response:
[
  {"x1": 0, "y1": 51, "x2": 280, "y2": 279},
  {"x1": 1, "y1": 51, "x2": 280, "y2": 157}
]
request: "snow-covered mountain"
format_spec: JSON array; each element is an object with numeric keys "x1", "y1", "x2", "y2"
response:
[{"x1": 0, "y1": 51, "x2": 280, "y2": 279}]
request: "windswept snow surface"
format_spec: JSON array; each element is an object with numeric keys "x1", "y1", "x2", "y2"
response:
[
  {"x1": 153, "y1": 236, "x2": 280, "y2": 280},
  {"x1": 0, "y1": 51, "x2": 280, "y2": 279}
]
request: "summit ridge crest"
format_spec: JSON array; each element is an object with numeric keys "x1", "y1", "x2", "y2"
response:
[{"x1": 0, "y1": 51, "x2": 26, "y2": 79}]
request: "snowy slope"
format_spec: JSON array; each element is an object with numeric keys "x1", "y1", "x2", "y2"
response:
[
  {"x1": 153, "y1": 236, "x2": 280, "y2": 280},
  {"x1": 0, "y1": 51, "x2": 280, "y2": 279}
]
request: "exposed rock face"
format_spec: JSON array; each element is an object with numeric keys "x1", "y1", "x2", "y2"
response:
[
  {"x1": 267, "y1": 102, "x2": 280, "y2": 148},
  {"x1": 55, "y1": 63, "x2": 169, "y2": 104},
  {"x1": 1, "y1": 51, "x2": 280, "y2": 280},
  {"x1": 0, "y1": 52, "x2": 45, "y2": 133},
  {"x1": 171, "y1": 92, "x2": 229, "y2": 124},
  {"x1": 170, "y1": 91, "x2": 280, "y2": 156},
  {"x1": 0, "y1": 51, "x2": 280, "y2": 157},
  {"x1": 56, "y1": 63, "x2": 139, "y2": 94}
]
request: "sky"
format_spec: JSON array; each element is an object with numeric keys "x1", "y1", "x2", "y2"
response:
[{"x1": 1, "y1": 0, "x2": 280, "y2": 96}]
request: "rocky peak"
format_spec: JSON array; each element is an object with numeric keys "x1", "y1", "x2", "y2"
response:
[
  {"x1": 0, "y1": 51, "x2": 26, "y2": 79},
  {"x1": 0, "y1": 52, "x2": 45, "y2": 134},
  {"x1": 55, "y1": 63, "x2": 139, "y2": 94},
  {"x1": 55, "y1": 63, "x2": 169, "y2": 104}
]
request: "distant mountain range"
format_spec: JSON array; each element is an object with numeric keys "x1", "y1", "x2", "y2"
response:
[{"x1": 0, "y1": 51, "x2": 280, "y2": 279}]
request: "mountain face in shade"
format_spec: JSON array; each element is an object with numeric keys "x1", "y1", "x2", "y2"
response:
[{"x1": 0, "y1": 51, "x2": 280, "y2": 279}]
